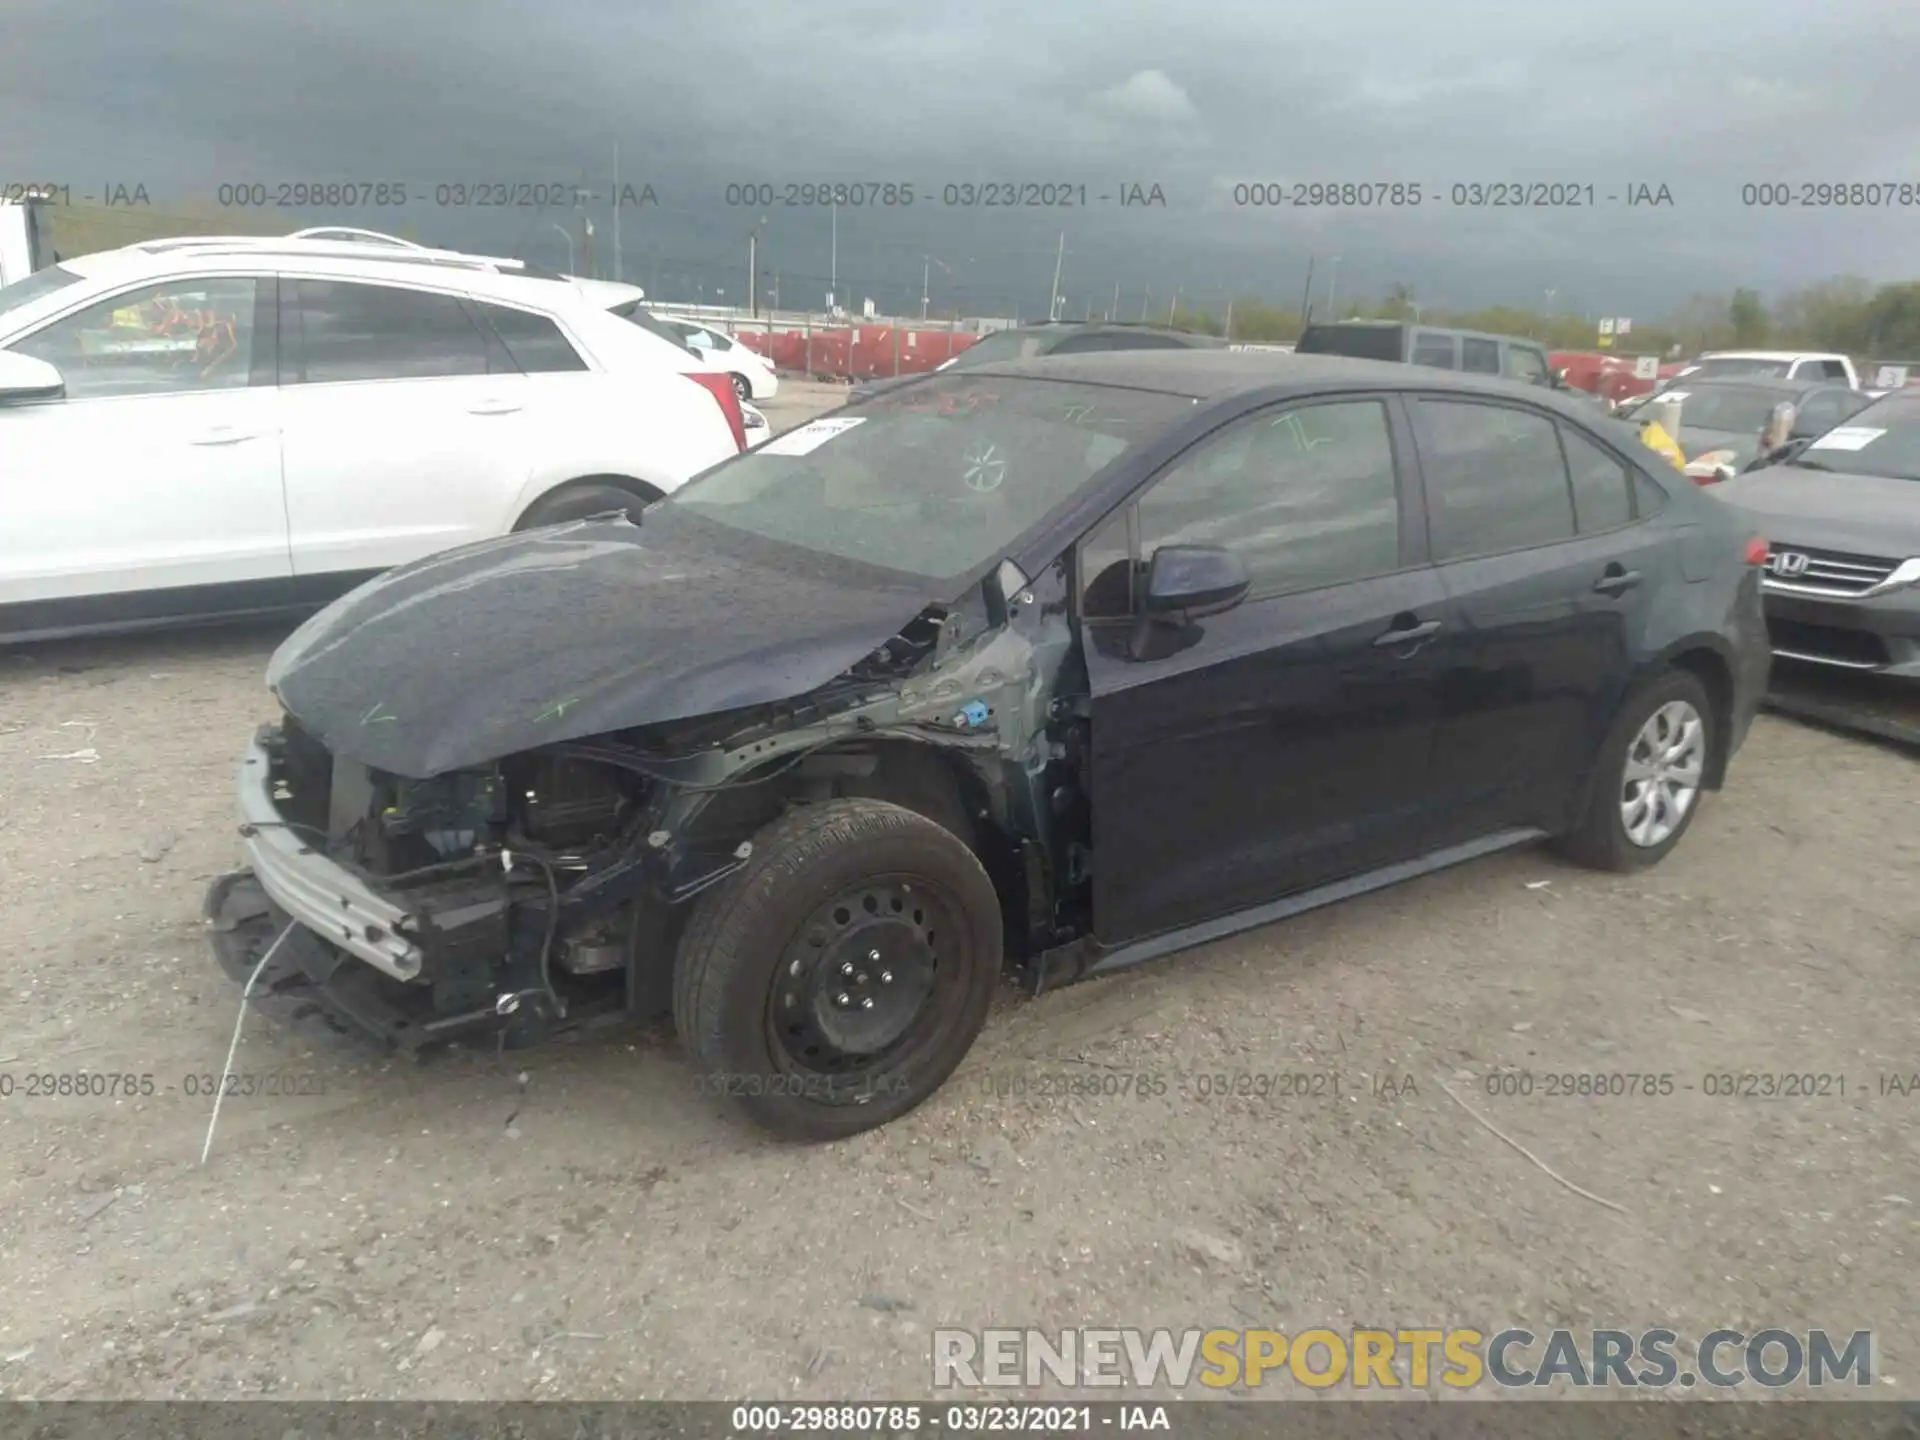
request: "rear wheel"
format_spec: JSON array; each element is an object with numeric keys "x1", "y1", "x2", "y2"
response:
[
  {"x1": 672, "y1": 798, "x2": 1002, "y2": 1140},
  {"x1": 1557, "y1": 670, "x2": 1713, "y2": 871},
  {"x1": 514, "y1": 481, "x2": 653, "y2": 530}
]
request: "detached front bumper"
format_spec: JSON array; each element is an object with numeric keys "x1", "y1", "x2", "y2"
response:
[{"x1": 234, "y1": 730, "x2": 426, "y2": 981}]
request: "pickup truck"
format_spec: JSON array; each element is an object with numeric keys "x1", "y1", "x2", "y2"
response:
[{"x1": 1669, "y1": 350, "x2": 1859, "y2": 388}]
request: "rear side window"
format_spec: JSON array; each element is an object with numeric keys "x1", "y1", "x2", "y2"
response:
[
  {"x1": 287, "y1": 279, "x2": 496, "y2": 383},
  {"x1": 1461, "y1": 337, "x2": 1501, "y2": 374},
  {"x1": 1561, "y1": 427, "x2": 1633, "y2": 533},
  {"x1": 1048, "y1": 331, "x2": 1189, "y2": 354},
  {"x1": 475, "y1": 303, "x2": 587, "y2": 373},
  {"x1": 1633, "y1": 470, "x2": 1670, "y2": 517},
  {"x1": 1414, "y1": 399, "x2": 1575, "y2": 559},
  {"x1": 1411, "y1": 332, "x2": 1457, "y2": 368}
]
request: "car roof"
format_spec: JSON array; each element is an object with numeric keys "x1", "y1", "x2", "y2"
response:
[
  {"x1": 958, "y1": 349, "x2": 1578, "y2": 401},
  {"x1": 1697, "y1": 350, "x2": 1843, "y2": 360},
  {"x1": 56, "y1": 244, "x2": 591, "y2": 311}
]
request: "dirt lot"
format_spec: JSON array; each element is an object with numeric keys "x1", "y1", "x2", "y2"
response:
[{"x1": 1, "y1": 379, "x2": 1916, "y2": 1402}]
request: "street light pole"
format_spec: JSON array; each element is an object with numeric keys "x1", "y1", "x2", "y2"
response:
[
  {"x1": 1326, "y1": 255, "x2": 1341, "y2": 319},
  {"x1": 549, "y1": 222, "x2": 574, "y2": 273}
]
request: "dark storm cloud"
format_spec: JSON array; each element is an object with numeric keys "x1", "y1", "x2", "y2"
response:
[{"x1": 6, "y1": 0, "x2": 1918, "y2": 317}]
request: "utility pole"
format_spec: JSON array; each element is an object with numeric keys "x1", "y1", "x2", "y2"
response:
[
  {"x1": 1225, "y1": 299, "x2": 1234, "y2": 341},
  {"x1": 828, "y1": 202, "x2": 837, "y2": 311},
  {"x1": 748, "y1": 229, "x2": 758, "y2": 317},
  {"x1": 1299, "y1": 255, "x2": 1316, "y2": 326},
  {"x1": 611, "y1": 141, "x2": 622, "y2": 281},
  {"x1": 1326, "y1": 255, "x2": 1341, "y2": 320},
  {"x1": 1168, "y1": 288, "x2": 1177, "y2": 325},
  {"x1": 1110, "y1": 280, "x2": 1119, "y2": 321},
  {"x1": 1140, "y1": 290, "x2": 1151, "y2": 322},
  {"x1": 1047, "y1": 231, "x2": 1065, "y2": 321}
]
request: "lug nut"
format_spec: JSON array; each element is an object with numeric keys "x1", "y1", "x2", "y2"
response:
[
  {"x1": 868, "y1": 949, "x2": 881, "y2": 961},
  {"x1": 860, "y1": 997, "x2": 875, "y2": 1010},
  {"x1": 880, "y1": 970, "x2": 893, "y2": 984},
  {"x1": 835, "y1": 992, "x2": 851, "y2": 1007},
  {"x1": 841, "y1": 961, "x2": 855, "y2": 977},
  {"x1": 856, "y1": 973, "x2": 868, "y2": 984}
]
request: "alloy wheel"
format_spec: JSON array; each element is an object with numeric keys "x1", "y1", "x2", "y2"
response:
[{"x1": 1619, "y1": 699, "x2": 1705, "y2": 848}]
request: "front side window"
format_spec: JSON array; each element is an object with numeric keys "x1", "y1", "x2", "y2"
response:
[
  {"x1": 1414, "y1": 399, "x2": 1575, "y2": 560},
  {"x1": 1081, "y1": 400, "x2": 1402, "y2": 616},
  {"x1": 1505, "y1": 345, "x2": 1549, "y2": 384},
  {"x1": 10, "y1": 277, "x2": 258, "y2": 400},
  {"x1": 289, "y1": 279, "x2": 496, "y2": 384},
  {"x1": 1411, "y1": 333, "x2": 1457, "y2": 368}
]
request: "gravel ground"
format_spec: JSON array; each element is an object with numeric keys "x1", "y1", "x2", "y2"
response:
[{"x1": 0, "y1": 379, "x2": 1915, "y2": 1402}]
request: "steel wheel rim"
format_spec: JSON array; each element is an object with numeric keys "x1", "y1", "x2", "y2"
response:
[
  {"x1": 1620, "y1": 699, "x2": 1705, "y2": 848},
  {"x1": 765, "y1": 874, "x2": 965, "y2": 1101}
]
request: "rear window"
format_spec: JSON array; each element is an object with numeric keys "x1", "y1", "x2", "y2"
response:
[
  {"x1": 949, "y1": 328, "x2": 1054, "y2": 367},
  {"x1": 1296, "y1": 324, "x2": 1404, "y2": 362},
  {"x1": 611, "y1": 302, "x2": 699, "y2": 356}
]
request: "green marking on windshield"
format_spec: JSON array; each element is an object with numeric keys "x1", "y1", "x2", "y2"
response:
[
  {"x1": 361, "y1": 702, "x2": 397, "y2": 726},
  {"x1": 534, "y1": 697, "x2": 580, "y2": 724}
]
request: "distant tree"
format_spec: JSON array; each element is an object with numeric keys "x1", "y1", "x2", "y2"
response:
[{"x1": 1729, "y1": 288, "x2": 1769, "y2": 347}]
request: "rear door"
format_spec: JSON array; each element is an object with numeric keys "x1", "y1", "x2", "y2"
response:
[
  {"x1": 1411, "y1": 396, "x2": 1666, "y2": 843},
  {"x1": 1503, "y1": 343, "x2": 1552, "y2": 387},
  {"x1": 276, "y1": 276, "x2": 535, "y2": 580},
  {"x1": 1081, "y1": 394, "x2": 1447, "y2": 944},
  {"x1": 0, "y1": 273, "x2": 289, "y2": 617}
]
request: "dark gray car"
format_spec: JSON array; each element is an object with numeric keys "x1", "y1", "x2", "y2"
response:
[
  {"x1": 849, "y1": 321, "x2": 1226, "y2": 402},
  {"x1": 1712, "y1": 392, "x2": 1920, "y2": 679}
]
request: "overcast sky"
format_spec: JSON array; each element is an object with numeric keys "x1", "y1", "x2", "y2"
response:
[{"x1": 6, "y1": 0, "x2": 1917, "y2": 320}]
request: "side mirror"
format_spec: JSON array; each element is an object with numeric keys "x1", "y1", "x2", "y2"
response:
[
  {"x1": 1551, "y1": 368, "x2": 1569, "y2": 388},
  {"x1": 0, "y1": 352, "x2": 64, "y2": 405},
  {"x1": 1142, "y1": 544, "x2": 1249, "y2": 619}
]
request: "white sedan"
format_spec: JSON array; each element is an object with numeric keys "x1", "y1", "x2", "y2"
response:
[{"x1": 654, "y1": 315, "x2": 780, "y2": 401}]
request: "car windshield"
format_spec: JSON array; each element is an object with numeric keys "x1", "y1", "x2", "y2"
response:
[
  {"x1": 1795, "y1": 399, "x2": 1920, "y2": 480},
  {"x1": 946, "y1": 328, "x2": 1053, "y2": 368},
  {"x1": 0, "y1": 264, "x2": 83, "y2": 325},
  {"x1": 660, "y1": 375, "x2": 1192, "y2": 581},
  {"x1": 1670, "y1": 385, "x2": 1786, "y2": 434},
  {"x1": 1690, "y1": 356, "x2": 1793, "y2": 379}
]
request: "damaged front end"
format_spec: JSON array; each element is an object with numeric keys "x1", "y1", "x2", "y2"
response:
[{"x1": 206, "y1": 556, "x2": 1092, "y2": 1054}]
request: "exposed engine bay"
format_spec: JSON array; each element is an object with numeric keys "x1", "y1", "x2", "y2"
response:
[{"x1": 209, "y1": 558, "x2": 1094, "y2": 1054}]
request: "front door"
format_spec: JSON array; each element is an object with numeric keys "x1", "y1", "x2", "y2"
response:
[
  {"x1": 0, "y1": 275, "x2": 288, "y2": 622},
  {"x1": 276, "y1": 276, "x2": 534, "y2": 580},
  {"x1": 1081, "y1": 395, "x2": 1447, "y2": 945}
]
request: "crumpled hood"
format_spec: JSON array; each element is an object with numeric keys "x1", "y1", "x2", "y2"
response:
[
  {"x1": 1710, "y1": 467, "x2": 1920, "y2": 556},
  {"x1": 267, "y1": 512, "x2": 938, "y2": 778}
]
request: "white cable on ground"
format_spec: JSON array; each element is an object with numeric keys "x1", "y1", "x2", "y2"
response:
[{"x1": 199, "y1": 924, "x2": 293, "y2": 1166}]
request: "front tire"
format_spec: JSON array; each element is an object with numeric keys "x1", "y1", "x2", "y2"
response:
[
  {"x1": 672, "y1": 799, "x2": 1002, "y2": 1141},
  {"x1": 1557, "y1": 670, "x2": 1714, "y2": 872},
  {"x1": 731, "y1": 372, "x2": 752, "y2": 402}
]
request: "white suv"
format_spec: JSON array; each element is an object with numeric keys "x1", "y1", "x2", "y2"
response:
[{"x1": 0, "y1": 240, "x2": 749, "y2": 641}]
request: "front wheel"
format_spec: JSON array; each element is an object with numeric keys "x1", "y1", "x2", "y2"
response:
[
  {"x1": 1556, "y1": 670, "x2": 1714, "y2": 872},
  {"x1": 672, "y1": 798, "x2": 1002, "y2": 1140},
  {"x1": 731, "y1": 372, "x2": 753, "y2": 402}
]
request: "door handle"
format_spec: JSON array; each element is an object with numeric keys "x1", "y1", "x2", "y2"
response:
[
  {"x1": 1372, "y1": 618, "x2": 1442, "y2": 649},
  {"x1": 189, "y1": 427, "x2": 261, "y2": 446},
  {"x1": 466, "y1": 400, "x2": 523, "y2": 416},
  {"x1": 1593, "y1": 569, "x2": 1643, "y2": 596}
]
